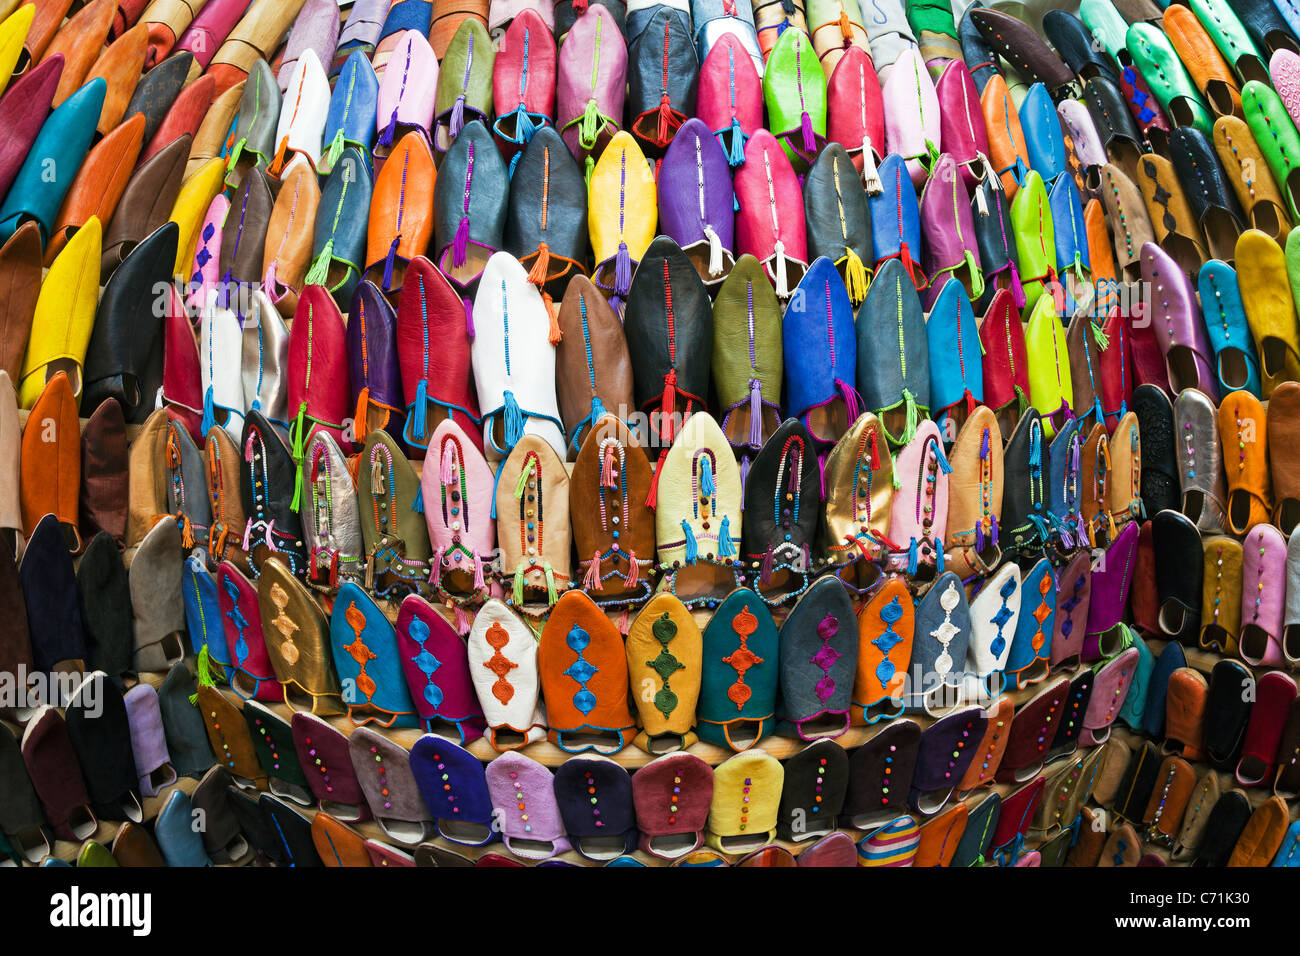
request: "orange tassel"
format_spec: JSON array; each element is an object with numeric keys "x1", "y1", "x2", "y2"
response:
[
  {"x1": 839, "y1": 10, "x2": 852, "y2": 39},
  {"x1": 353, "y1": 387, "x2": 371, "y2": 442},
  {"x1": 527, "y1": 242, "x2": 551, "y2": 286},
  {"x1": 544, "y1": 291, "x2": 562, "y2": 343}
]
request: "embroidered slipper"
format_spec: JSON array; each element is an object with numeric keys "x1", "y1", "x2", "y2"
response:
[{"x1": 395, "y1": 595, "x2": 487, "y2": 742}]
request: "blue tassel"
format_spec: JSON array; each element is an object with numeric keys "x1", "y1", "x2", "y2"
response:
[
  {"x1": 379, "y1": 108, "x2": 398, "y2": 147},
  {"x1": 934, "y1": 537, "x2": 945, "y2": 573},
  {"x1": 681, "y1": 520, "x2": 698, "y2": 564},
  {"x1": 906, "y1": 538, "x2": 919, "y2": 576},
  {"x1": 411, "y1": 483, "x2": 424, "y2": 513},
  {"x1": 502, "y1": 389, "x2": 525, "y2": 449},
  {"x1": 733, "y1": 190, "x2": 740, "y2": 213},
  {"x1": 382, "y1": 235, "x2": 401, "y2": 291},
  {"x1": 700, "y1": 456, "x2": 715, "y2": 497},
  {"x1": 201, "y1": 385, "x2": 216, "y2": 435},
  {"x1": 411, "y1": 379, "x2": 428, "y2": 441},
  {"x1": 718, "y1": 515, "x2": 735, "y2": 557},
  {"x1": 514, "y1": 104, "x2": 536, "y2": 143},
  {"x1": 726, "y1": 119, "x2": 746, "y2": 167},
  {"x1": 934, "y1": 441, "x2": 953, "y2": 474}
]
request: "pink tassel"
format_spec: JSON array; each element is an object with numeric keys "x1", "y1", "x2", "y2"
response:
[
  {"x1": 241, "y1": 518, "x2": 253, "y2": 552},
  {"x1": 617, "y1": 608, "x2": 630, "y2": 635},
  {"x1": 453, "y1": 216, "x2": 470, "y2": 268},
  {"x1": 624, "y1": 551, "x2": 639, "y2": 587},
  {"x1": 748, "y1": 379, "x2": 763, "y2": 449},
  {"x1": 600, "y1": 445, "x2": 617, "y2": 487},
  {"x1": 614, "y1": 241, "x2": 632, "y2": 298},
  {"x1": 441, "y1": 443, "x2": 457, "y2": 485},
  {"x1": 264, "y1": 521, "x2": 279, "y2": 552},
  {"x1": 583, "y1": 552, "x2": 604, "y2": 590},
  {"x1": 837, "y1": 379, "x2": 861, "y2": 423},
  {"x1": 472, "y1": 553, "x2": 487, "y2": 591},
  {"x1": 430, "y1": 548, "x2": 446, "y2": 586},
  {"x1": 800, "y1": 110, "x2": 815, "y2": 154},
  {"x1": 454, "y1": 604, "x2": 472, "y2": 635}
]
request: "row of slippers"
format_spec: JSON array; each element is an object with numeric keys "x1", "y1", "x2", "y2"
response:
[{"x1": 10, "y1": 658, "x2": 1300, "y2": 867}]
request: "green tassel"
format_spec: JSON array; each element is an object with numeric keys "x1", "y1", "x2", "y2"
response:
[
  {"x1": 513, "y1": 563, "x2": 525, "y2": 604},
  {"x1": 189, "y1": 645, "x2": 216, "y2": 704},
  {"x1": 304, "y1": 240, "x2": 334, "y2": 287},
  {"x1": 325, "y1": 129, "x2": 346, "y2": 170},
  {"x1": 545, "y1": 563, "x2": 558, "y2": 606},
  {"x1": 226, "y1": 137, "x2": 247, "y2": 173},
  {"x1": 513, "y1": 459, "x2": 534, "y2": 499},
  {"x1": 290, "y1": 402, "x2": 308, "y2": 513}
]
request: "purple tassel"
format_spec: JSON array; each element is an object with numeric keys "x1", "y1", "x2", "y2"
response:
[
  {"x1": 382, "y1": 235, "x2": 401, "y2": 291},
  {"x1": 989, "y1": 514, "x2": 998, "y2": 547},
  {"x1": 379, "y1": 108, "x2": 398, "y2": 147},
  {"x1": 976, "y1": 520, "x2": 984, "y2": 553},
  {"x1": 760, "y1": 545, "x2": 774, "y2": 584},
  {"x1": 801, "y1": 543, "x2": 811, "y2": 574},
  {"x1": 463, "y1": 297, "x2": 475, "y2": 338},
  {"x1": 1008, "y1": 262, "x2": 1027, "y2": 309},
  {"x1": 739, "y1": 454, "x2": 750, "y2": 507},
  {"x1": 614, "y1": 241, "x2": 632, "y2": 298},
  {"x1": 748, "y1": 379, "x2": 763, "y2": 450},
  {"x1": 980, "y1": 428, "x2": 990, "y2": 460},
  {"x1": 453, "y1": 216, "x2": 470, "y2": 268},
  {"x1": 451, "y1": 95, "x2": 466, "y2": 138},
  {"x1": 800, "y1": 110, "x2": 815, "y2": 154}
]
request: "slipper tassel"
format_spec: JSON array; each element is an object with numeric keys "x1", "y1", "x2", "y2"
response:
[
  {"x1": 646, "y1": 448, "x2": 668, "y2": 507},
  {"x1": 614, "y1": 240, "x2": 632, "y2": 299},
  {"x1": 290, "y1": 402, "x2": 308, "y2": 512},
  {"x1": 304, "y1": 239, "x2": 334, "y2": 286},
  {"x1": 681, "y1": 519, "x2": 698, "y2": 564},
  {"x1": 660, "y1": 370, "x2": 677, "y2": 443},
  {"x1": 527, "y1": 242, "x2": 551, "y2": 286},
  {"x1": 748, "y1": 379, "x2": 764, "y2": 450},
  {"x1": 544, "y1": 291, "x2": 562, "y2": 343},
  {"x1": 1008, "y1": 261, "x2": 1026, "y2": 309},
  {"x1": 226, "y1": 136, "x2": 247, "y2": 173},
  {"x1": 411, "y1": 482, "x2": 424, "y2": 512},
  {"x1": 725, "y1": 118, "x2": 747, "y2": 167},
  {"x1": 600, "y1": 443, "x2": 617, "y2": 487},
  {"x1": 473, "y1": 552, "x2": 487, "y2": 591},
  {"x1": 965, "y1": 251, "x2": 985, "y2": 301},
  {"x1": 441, "y1": 443, "x2": 458, "y2": 485},
  {"x1": 657, "y1": 93, "x2": 675, "y2": 144},
  {"x1": 760, "y1": 545, "x2": 775, "y2": 584},
  {"x1": 843, "y1": 247, "x2": 868, "y2": 305},
  {"x1": 379, "y1": 107, "x2": 399, "y2": 147},
  {"x1": 452, "y1": 216, "x2": 470, "y2": 269},
  {"x1": 800, "y1": 110, "x2": 816, "y2": 154},
  {"x1": 624, "y1": 551, "x2": 640, "y2": 587},
  {"x1": 513, "y1": 103, "x2": 536, "y2": 144},
  {"x1": 201, "y1": 385, "x2": 217, "y2": 436},
  {"x1": 719, "y1": 515, "x2": 735, "y2": 557},
  {"x1": 545, "y1": 564, "x2": 558, "y2": 605},
  {"x1": 773, "y1": 239, "x2": 789, "y2": 296},
  {"x1": 512, "y1": 563, "x2": 525, "y2": 604},
  {"x1": 382, "y1": 235, "x2": 401, "y2": 291},
  {"x1": 463, "y1": 297, "x2": 475, "y2": 338},
  {"x1": 502, "y1": 389, "x2": 525, "y2": 449},
  {"x1": 453, "y1": 605, "x2": 472, "y2": 635},
  {"x1": 325, "y1": 129, "x2": 346, "y2": 171},
  {"x1": 583, "y1": 551, "x2": 603, "y2": 590},
  {"x1": 703, "y1": 223, "x2": 724, "y2": 277},
  {"x1": 578, "y1": 98, "x2": 602, "y2": 150},
  {"x1": 838, "y1": 10, "x2": 852, "y2": 39},
  {"x1": 451, "y1": 94, "x2": 466, "y2": 138},
  {"x1": 700, "y1": 455, "x2": 716, "y2": 498},
  {"x1": 353, "y1": 387, "x2": 370, "y2": 442},
  {"x1": 411, "y1": 378, "x2": 429, "y2": 441},
  {"x1": 861, "y1": 138, "x2": 882, "y2": 194},
  {"x1": 837, "y1": 378, "x2": 862, "y2": 424}
]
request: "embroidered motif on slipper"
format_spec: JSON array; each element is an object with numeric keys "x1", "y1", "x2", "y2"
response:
[
  {"x1": 270, "y1": 583, "x2": 301, "y2": 664},
  {"x1": 564, "y1": 624, "x2": 598, "y2": 715},
  {"x1": 932, "y1": 580, "x2": 962, "y2": 678},
  {"x1": 990, "y1": 575, "x2": 1017, "y2": 659},
  {"x1": 344, "y1": 602, "x2": 378, "y2": 701},
  {"x1": 407, "y1": 617, "x2": 444, "y2": 708},
  {"x1": 723, "y1": 604, "x2": 764, "y2": 709},
  {"x1": 225, "y1": 577, "x2": 251, "y2": 665},
  {"x1": 874, "y1": 596, "x2": 904, "y2": 689},
  {"x1": 647, "y1": 613, "x2": 684, "y2": 719},
  {"x1": 1031, "y1": 572, "x2": 1052, "y2": 652},
  {"x1": 483, "y1": 622, "x2": 517, "y2": 704},
  {"x1": 812, "y1": 613, "x2": 842, "y2": 703}
]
